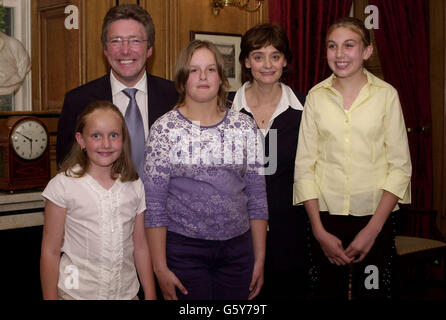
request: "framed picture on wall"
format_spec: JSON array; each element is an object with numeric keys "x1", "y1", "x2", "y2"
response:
[{"x1": 190, "y1": 31, "x2": 242, "y2": 92}]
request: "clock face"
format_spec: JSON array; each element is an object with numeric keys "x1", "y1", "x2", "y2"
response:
[{"x1": 10, "y1": 119, "x2": 49, "y2": 160}]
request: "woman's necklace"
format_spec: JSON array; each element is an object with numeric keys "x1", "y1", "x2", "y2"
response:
[{"x1": 247, "y1": 85, "x2": 281, "y2": 127}]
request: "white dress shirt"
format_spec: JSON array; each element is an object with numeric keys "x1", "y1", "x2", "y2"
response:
[
  {"x1": 231, "y1": 81, "x2": 304, "y2": 135},
  {"x1": 110, "y1": 71, "x2": 149, "y2": 140}
]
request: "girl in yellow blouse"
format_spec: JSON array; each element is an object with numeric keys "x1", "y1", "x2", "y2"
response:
[{"x1": 293, "y1": 17, "x2": 411, "y2": 299}]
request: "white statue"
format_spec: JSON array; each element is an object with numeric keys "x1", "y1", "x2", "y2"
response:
[{"x1": 0, "y1": 31, "x2": 31, "y2": 95}]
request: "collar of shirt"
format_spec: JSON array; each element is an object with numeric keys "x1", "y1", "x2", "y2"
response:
[
  {"x1": 110, "y1": 71, "x2": 147, "y2": 96},
  {"x1": 313, "y1": 69, "x2": 390, "y2": 113},
  {"x1": 232, "y1": 81, "x2": 303, "y2": 134}
]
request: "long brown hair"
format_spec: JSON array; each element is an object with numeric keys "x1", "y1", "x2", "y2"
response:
[
  {"x1": 174, "y1": 40, "x2": 229, "y2": 112},
  {"x1": 60, "y1": 101, "x2": 139, "y2": 182}
]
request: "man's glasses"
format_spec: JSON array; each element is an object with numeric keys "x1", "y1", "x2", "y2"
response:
[{"x1": 107, "y1": 37, "x2": 148, "y2": 48}]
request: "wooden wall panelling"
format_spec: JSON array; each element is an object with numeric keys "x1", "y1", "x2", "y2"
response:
[
  {"x1": 244, "y1": 0, "x2": 269, "y2": 32},
  {"x1": 166, "y1": 0, "x2": 269, "y2": 81},
  {"x1": 32, "y1": 0, "x2": 85, "y2": 176},
  {"x1": 40, "y1": 113, "x2": 60, "y2": 178},
  {"x1": 430, "y1": 0, "x2": 446, "y2": 236},
  {"x1": 260, "y1": 0, "x2": 269, "y2": 24},
  {"x1": 166, "y1": 0, "x2": 180, "y2": 81},
  {"x1": 84, "y1": 0, "x2": 114, "y2": 81},
  {"x1": 32, "y1": 0, "x2": 83, "y2": 111},
  {"x1": 141, "y1": 0, "x2": 172, "y2": 79},
  {"x1": 141, "y1": 0, "x2": 270, "y2": 81},
  {"x1": 31, "y1": 0, "x2": 41, "y2": 110},
  {"x1": 117, "y1": 0, "x2": 138, "y2": 4}
]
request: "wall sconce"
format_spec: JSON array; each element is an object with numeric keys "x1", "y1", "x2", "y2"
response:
[{"x1": 211, "y1": 0, "x2": 264, "y2": 16}]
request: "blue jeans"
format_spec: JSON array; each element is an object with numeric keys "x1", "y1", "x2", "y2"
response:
[{"x1": 166, "y1": 230, "x2": 254, "y2": 300}]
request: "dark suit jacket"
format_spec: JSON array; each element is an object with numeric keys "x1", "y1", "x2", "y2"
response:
[{"x1": 56, "y1": 73, "x2": 178, "y2": 165}]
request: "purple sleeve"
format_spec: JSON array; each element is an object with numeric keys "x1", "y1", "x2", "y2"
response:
[
  {"x1": 243, "y1": 118, "x2": 268, "y2": 221},
  {"x1": 143, "y1": 121, "x2": 171, "y2": 228}
]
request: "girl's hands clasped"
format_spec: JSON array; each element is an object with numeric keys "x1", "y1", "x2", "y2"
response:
[
  {"x1": 317, "y1": 230, "x2": 353, "y2": 266},
  {"x1": 345, "y1": 224, "x2": 379, "y2": 263},
  {"x1": 318, "y1": 225, "x2": 380, "y2": 265}
]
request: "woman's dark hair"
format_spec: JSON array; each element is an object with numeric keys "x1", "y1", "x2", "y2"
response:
[{"x1": 239, "y1": 23, "x2": 292, "y2": 83}]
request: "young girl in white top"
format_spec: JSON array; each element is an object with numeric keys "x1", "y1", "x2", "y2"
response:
[{"x1": 40, "y1": 101, "x2": 156, "y2": 300}]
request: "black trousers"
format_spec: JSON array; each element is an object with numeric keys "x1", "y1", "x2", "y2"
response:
[
  {"x1": 309, "y1": 212, "x2": 396, "y2": 300},
  {"x1": 256, "y1": 206, "x2": 309, "y2": 300}
]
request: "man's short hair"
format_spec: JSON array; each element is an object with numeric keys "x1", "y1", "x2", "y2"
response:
[{"x1": 101, "y1": 4, "x2": 155, "y2": 48}]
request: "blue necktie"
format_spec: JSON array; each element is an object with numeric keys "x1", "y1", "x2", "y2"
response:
[{"x1": 123, "y1": 88, "x2": 145, "y2": 177}]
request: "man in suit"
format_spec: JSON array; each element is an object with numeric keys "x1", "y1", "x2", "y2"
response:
[{"x1": 56, "y1": 4, "x2": 178, "y2": 173}]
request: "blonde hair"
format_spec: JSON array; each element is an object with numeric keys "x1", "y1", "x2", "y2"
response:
[
  {"x1": 326, "y1": 17, "x2": 371, "y2": 47},
  {"x1": 174, "y1": 40, "x2": 229, "y2": 111},
  {"x1": 60, "y1": 101, "x2": 139, "y2": 182}
]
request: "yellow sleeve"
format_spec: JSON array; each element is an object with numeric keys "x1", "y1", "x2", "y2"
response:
[
  {"x1": 293, "y1": 92, "x2": 320, "y2": 205},
  {"x1": 382, "y1": 88, "x2": 412, "y2": 203}
]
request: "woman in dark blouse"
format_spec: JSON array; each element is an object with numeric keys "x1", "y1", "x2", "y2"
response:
[{"x1": 229, "y1": 23, "x2": 308, "y2": 300}]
